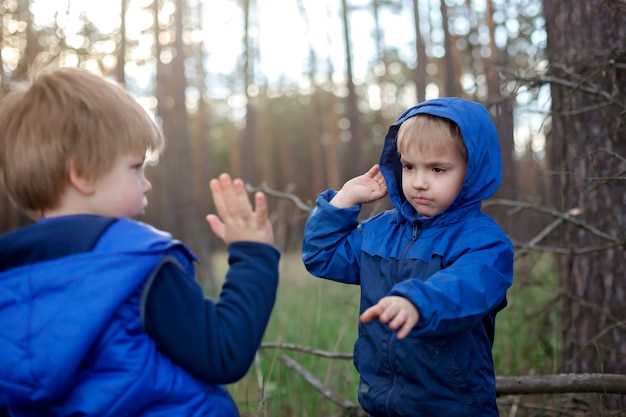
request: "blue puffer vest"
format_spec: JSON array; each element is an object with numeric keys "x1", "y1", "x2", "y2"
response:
[
  {"x1": 0, "y1": 218, "x2": 238, "y2": 417},
  {"x1": 303, "y1": 98, "x2": 514, "y2": 417}
]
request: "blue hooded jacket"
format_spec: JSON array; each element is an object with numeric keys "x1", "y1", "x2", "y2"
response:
[
  {"x1": 303, "y1": 98, "x2": 514, "y2": 417},
  {"x1": 0, "y1": 217, "x2": 238, "y2": 417}
]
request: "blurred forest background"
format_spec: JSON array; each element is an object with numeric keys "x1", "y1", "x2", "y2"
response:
[{"x1": 0, "y1": 0, "x2": 624, "y2": 416}]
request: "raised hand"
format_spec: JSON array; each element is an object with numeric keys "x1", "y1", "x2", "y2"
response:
[
  {"x1": 330, "y1": 164, "x2": 388, "y2": 208},
  {"x1": 206, "y1": 173, "x2": 274, "y2": 246},
  {"x1": 360, "y1": 296, "x2": 419, "y2": 340}
]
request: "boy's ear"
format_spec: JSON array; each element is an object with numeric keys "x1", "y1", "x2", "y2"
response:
[{"x1": 68, "y1": 159, "x2": 96, "y2": 195}]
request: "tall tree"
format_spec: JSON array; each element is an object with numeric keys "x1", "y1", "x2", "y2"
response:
[
  {"x1": 412, "y1": 0, "x2": 427, "y2": 102},
  {"x1": 485, "y1": 0, "x2": 517, "y2": 201},
  {"x1": 12, "y1": 0, "x2": 39, "y2": 81},
  {"x1": 239, "y1": 0, "x2": 258, "y2": 182},
  {"x1": 439, "y1": 0, "x2": 458, "y2": 96},
  {"x1": 0, "y1": 4, "x2": 5, "y2": 93},
  {"x1": 323, "y1": 5, "x2": 341, "y2": 190},
  {"x1": 116, "y1": 0, "x2": 128, "y2": 85},
  {"x1": 297, "y1": 0, "x2": 325, "y2": 195},
  {"x1": 462, "y1": 0, "x2": 480, "y2": 100},
  {"x1": 190, "y1": 0, "x2": 211, "y2": 218},
  {"x1": 151, "y1": 0, "x2": 203, "y2": 259},
  {"x1": 340, "y1": 0, "x2": 364, "y2": 176},
  {"x1": 543, "y1": 0, "x2": 626, "y2": 409}
]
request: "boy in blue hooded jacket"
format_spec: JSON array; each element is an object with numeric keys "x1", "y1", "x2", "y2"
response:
[
  {"x1": 0, "y1": 68, "x2": 279, "y2": 417},
  {"x1": 303, "y1": 97, "x2": 514, "y2": 416}
]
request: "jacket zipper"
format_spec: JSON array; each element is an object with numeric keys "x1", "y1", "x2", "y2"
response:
[
  {"x1": 399, "y1": 222, "x2": 421, "y2": 259},
  {"x1": 385, "y1": 221, "x2": 421, "y2": 416}
]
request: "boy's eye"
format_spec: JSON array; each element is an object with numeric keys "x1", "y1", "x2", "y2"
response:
[
  {"x1": 402, "y1": 163, "x2": 413, "y2": 170},
  {"x1": 433, "y1": 167, "x2": 446, "y2": 173}
]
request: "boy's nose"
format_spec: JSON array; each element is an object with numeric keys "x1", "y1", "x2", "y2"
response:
[
  {"x1": 144, "y1": 177, "x2": 152, "y2": 192},
  {"x1": 413, "y1": 172, "x2": 428, "y2": 190}
]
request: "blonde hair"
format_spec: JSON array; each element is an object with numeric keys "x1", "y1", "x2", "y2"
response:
[
  {"x1": 0, "y1": 67, "x2": 164, "y2": 213},
  {"x1": 397, "y1": 114, "x2": 467, "y2": 161}
]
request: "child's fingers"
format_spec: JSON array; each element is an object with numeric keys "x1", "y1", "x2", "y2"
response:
[
  {"x1": 396, "y1": 316, "x2": 417, "y2": 340},
  {"x1": 366, "y1": 164, "x2": 380, "y2": 178},
  {"x1": 388, "y1": 311, "x2": 406, "y2": 331},
  {"x1": 378, "y1": 303, "x2": 398, "y2": 324},
  {"x1": 254, "y1": 192, "x2": 268, "y2": 226},
  {"x1": 232, "y1": 178, "x2": 254, "y2": 218},
  {"x1": 209, "y1": 178, "x2": 230, "y2": 219},
  {"x1": 360, "y1": 304, "x2": 382, "y2": 323},
  {"x1": 205, "y1": 214, "x2": 226, "y2": 241},
  {"x1": 396, "y1": 323, "x2": 411, "y2": 340},
  {"x1": 218, "y1": 173, "x2": 238, "y2": 214}
]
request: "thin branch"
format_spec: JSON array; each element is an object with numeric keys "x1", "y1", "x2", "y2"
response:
[
  {"x1": 484, "y1": 199, "x2": 624, "y2": 244},
  {"x1": 246, "y1": 182, "x2": 313, "y2": 212},
  {"x1": 561, "y1": 290, "x2": 626, "y2": 329},
  {"x1": 513, "y1": 73, "x2": 626, "y2": 110},
  {"x1": 512, "y1": 240, "x2": 623, "y2": 256},
  {"x1": 565, "y1": 321, "x2": 626, "y2": 369},
  {"x1": 514, "y1": 218, "x2": 564, "y2": 259},
  {"x1": 261, "y1": 341, "x2": 353, "y2": 359},
  {"x1": 560, "y1": 101, "x2": 613, "y2": 116},
  {"x1": 586, "y1": 176, "x2": 626, "y2": 181},
  {"x1": 278, "y1": 354, "x2": 362, "y2": 412},
  {"x1": 496, "y1": 374, "x2": 626, "y2": 396}
]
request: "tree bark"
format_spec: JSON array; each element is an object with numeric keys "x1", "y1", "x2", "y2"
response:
[
  {"x1": 116, "y1": 0, "x2": 127, "y2": 86},
  {"x1": 484, "y1": 0, "x2": 518, "y2": 205},
  {"x1": 544, "y1": 0, "x2": 626, "y2": 409},
  {"x1": 0, "y1": 6, "x2": 5, "y2": 93},
  {"x1": 340, "y1": 0, "x2": 363, "y2": 176},
  {"x1": 240, "y1": 0, "x2": 258, "y2": 182},
  {"x1": 297, "y1": 0, "x2": 325, "y2": 195},
  {"x1": 439, "y1": 0, "x2": 458, "y2": 97},
  {"x1": 412, "y1": 0, "x2": 427, "y2": 103},
  {"x1": 12, "y1": 0, "x2": 39, "y2": 81}
]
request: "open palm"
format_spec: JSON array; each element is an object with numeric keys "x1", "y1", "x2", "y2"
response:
[{"x1": 341, "y1": 164, "x2": 388, "y2": 205}]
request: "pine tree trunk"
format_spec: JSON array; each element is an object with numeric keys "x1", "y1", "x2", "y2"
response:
[
  {"x1": 439, "y1": 0, "x2": 458, "y2": 97},
  {"x1": 116, "y1": 0, "x2": 127, "y2": 86},
  {"x1": 340, "y1": 0, "x2": 363, "y2": 176},
  {"x1": 240, "y1": 0, "x2": 257, "y2": 182},
  {"x1": 544, "y1": 0, "x2": 626, "y2": 409},
  {"x1": 412, "y1": 0, "x2": 427, "y2": 103}
]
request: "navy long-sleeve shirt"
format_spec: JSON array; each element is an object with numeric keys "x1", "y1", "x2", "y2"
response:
[
  {"x1": 143, "y1": 241, "x2": 279, "y2": 384},
  {"x1": 0, "y1": 215, "x2": 279, "y2": 388}
]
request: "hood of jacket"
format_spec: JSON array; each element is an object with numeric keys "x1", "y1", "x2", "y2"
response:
[{"x1": 379, "y1": 97, "x2": 502, "y2": 225}]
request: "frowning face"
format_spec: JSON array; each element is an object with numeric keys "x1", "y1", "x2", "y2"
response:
[{"x1": 400, "y1": 141, "x2": 466, "y2": 217}]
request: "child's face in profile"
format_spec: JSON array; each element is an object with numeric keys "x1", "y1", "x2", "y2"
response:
[
  {"x1": 400, "y1": 139, "x2": 466, "y2": 217},
  {"x1": 89, "y1": 151, "x2": 151, "y2": 218}
]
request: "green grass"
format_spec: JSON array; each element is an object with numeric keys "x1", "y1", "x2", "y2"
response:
[
  {"x1": 207, "y1": 251, "x2": 560, "y2": 417},
  {"x1": 493, "y1": 253, "x2": 561, "y2": 376}
]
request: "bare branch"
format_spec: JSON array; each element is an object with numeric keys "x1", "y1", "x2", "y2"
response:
[
  {"x1": 513, "y1": 239, "x2": 623, "y2": 256},
  {"x1": 484, "y1": 199, "x2": 624, "y2": 244},
  {"x1": 261, "y1": 341, "x2": 353, "y2": 359},
  {"x1": 496, "y1": 374, "x2": 626, "y2": 396},
  {"x1": 246, "y1": 182, "x2": 313, "y2": 212},
  {"x1": 565, "y1": 321, "x2": 626, "y2": 368},
  {"x1": 514, "y1": 218, "x2": 564, "y2": 259},
  {"x1": 511, "y1": 73, "x2": 626, "y2": 110},
  {"x1": 278, "y1": 354, "x2": 362, "y2": 412}
]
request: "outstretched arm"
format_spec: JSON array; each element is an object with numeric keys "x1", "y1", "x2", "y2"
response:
[
  {"x1": 143, "y1": 173, "x2": 280, "y2": 384},
  {"x1": 143, "y1": 242, "x2": 279, "y2": 384}
]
